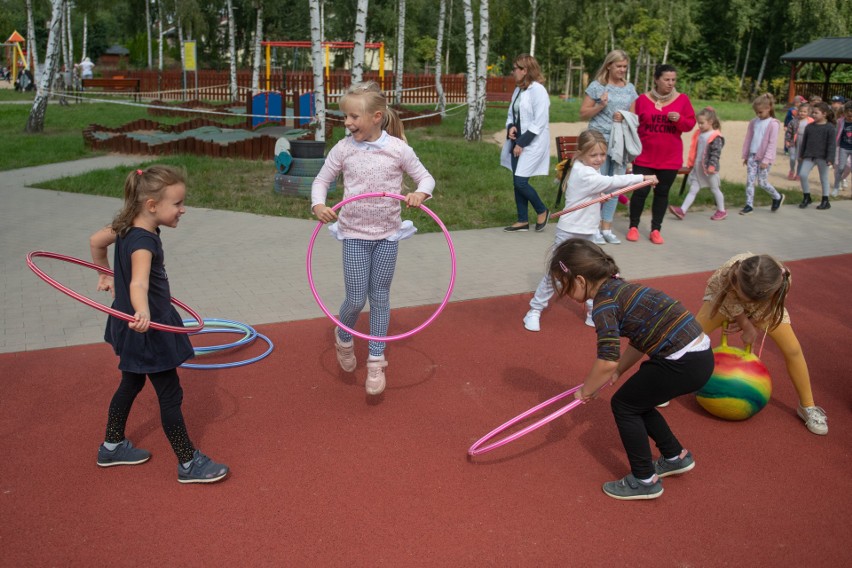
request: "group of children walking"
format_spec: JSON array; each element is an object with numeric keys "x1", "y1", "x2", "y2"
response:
[{"x1": 86, "y1": 81, "x2": 828, "y2": 501}]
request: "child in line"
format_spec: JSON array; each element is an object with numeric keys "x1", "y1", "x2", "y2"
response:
[
  {"x1": 550, "y1": 239, "x2": 713, "y2": 500},
  {"x1": 740, "y1": 93, "x2": 785, "y2": 215},
  {"x1": 794, "y1": 103, "x2": 815, "y2": 179},
  {"x1": 312, "y1": 81, "x2": 435, "y2": 396},
  {"x1": 523, "y1": 130, "x2": 655, "y2": 332},
  {"x1": 90, "y1": 166, "x2": 229, "y2": 483},
  {"x1": 696, "y1": 253, "x2": 827, "y2": 435},
  {"x1": 798, "y1": 102, "x2": 836, "y2": 210},
  {"x1": 831, "y1": 101, "x2": 852, "y2": 196},
  {"x1": 669, "y1": 106, "x2": 726, "y2": 220},
  {"x1": 785, "y1": 102, "x2": 811, "y2": 180}
]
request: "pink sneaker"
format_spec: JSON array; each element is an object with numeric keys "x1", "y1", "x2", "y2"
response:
[
  {"x1": 626, "y1": 227, "x2": 639, "y2": 242},
  {"x1": 668, "y1": 205, "x2": 685, "y2": 220},
  {"x1": 334, "y1": 327, "x2": 356, "y2": 372},
  {"x1": 710, "y1": 210, "x2": 727, "y2": 221},
  {"x1": 649, "y1": 230, "x2": 665, "y2": 245},
  {"x1": 365, "y1": 358, "x2": 387, "y2": 395},
  {"x1": 787, "y1": 171, "x2": 796, "y2": 180}
]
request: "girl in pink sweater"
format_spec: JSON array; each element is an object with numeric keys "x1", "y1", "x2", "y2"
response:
[
  {"x1": 739, "y1": 93, "x2": 785, "y2": 215},
  {"x1": 312, "y1": 82, "x2": 436, "y2": 396}
]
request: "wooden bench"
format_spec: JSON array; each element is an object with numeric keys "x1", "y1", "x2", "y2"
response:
[
  {"x1": 554, "y1": 135, "x2": 578, "y2": 207},
  {"x1": 81, "y1": 78, "x2": 141, "y2": 101}
]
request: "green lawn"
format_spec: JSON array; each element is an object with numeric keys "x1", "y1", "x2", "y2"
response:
[{"x1": 2, "y1": 94, "x2": 788, "y2": 231}]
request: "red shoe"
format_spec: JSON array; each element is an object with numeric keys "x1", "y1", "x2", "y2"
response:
[
  {"x1": 649, "y1": 230, "x2": 664, "y2": 245},
  {"x1": 626, "y1": 227, "x2": 639, "y2": 242},
  {"x1": 710, "y1": 210, "x2": 727, "y2": 221},
  {"x1": 668, "y1": 205, "x2": 685, "y2": 220},
  {"x1": 787, "y1": 171, "x2": 796, "y2": 180}
]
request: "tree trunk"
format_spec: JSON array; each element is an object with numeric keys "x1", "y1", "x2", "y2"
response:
[
  {"x1": 529, "y1": 0, "x2": 537, "y2": 57},
  {"x1": 309, "y1": 0, "x2": 326, "y2": 142},
  {"x1": 754, "y1": 38, "x2": 770, "y2": 95},
  {"x1": 82, "y1": 14, "x2": 88, "y2": 60},
  {"x1": 352, "y1": 0, "x2": 369, "y2": 85},
  {"x1": 462, "y1": 0, "x2": 477, "y2": 140},
  {"x1": 146, "y1": 0, "x2": 152, "y2": 69},
  {"x1": 471, "y1": 0, "x2": 489, "y2": 140},
  {"x1": 434, "y1": 0, "x2": 447, "y2": 115},
  {"x1": 739, "y1": 31, "x2": 752, "y2": 89},
  {"x1": 65, "y1": 2, "x2": 73, "y2": 71},
  {"x1": 26, "y1": 0, "x2": 40, "y2": 88},
  {"x1": 251, "y1": 3, "x2": 264, "y2": 94},
  {"x1": 564, "y1": 58, "x2": 571, "y2": 99},
  {"x1": 227, "y1": 0, "x2": 238, "y2": 101},
  {"x1": 26, "y1": 0, "x2": 65, "y2": 133},
  {"x1": 394, "y1": 0, "x2": 407, "y2": 106}
]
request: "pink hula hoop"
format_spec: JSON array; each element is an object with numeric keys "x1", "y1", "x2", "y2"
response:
[
  {"x1": 306, "y1": 192, "x2": 456, "y2": 342},
  {"x1": 27, "y1": 251, "x2": 204, "y2": 334},
  {"x1": 551, "y1": 180, "x2": 654, "y2": 219},
  {"x1": 468, "y1": 382, "x2": 608, "y2": 456}
]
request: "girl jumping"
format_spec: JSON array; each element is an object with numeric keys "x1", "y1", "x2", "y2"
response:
[{"x1": 669, "y1": 106, "x2": 726, "y2": 220}]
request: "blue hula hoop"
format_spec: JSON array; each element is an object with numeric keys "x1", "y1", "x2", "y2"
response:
[{"x1": 180, "y1": 318, "x2": 274, "y2": 369}]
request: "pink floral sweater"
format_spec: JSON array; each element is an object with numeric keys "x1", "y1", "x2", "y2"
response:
[{"x1": 311, "y1": 132, "x2": 435, "y2": 240}]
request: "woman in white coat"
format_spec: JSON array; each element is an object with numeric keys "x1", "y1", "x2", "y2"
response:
[{"x1": 501, "y1": 54, "x2": 551, "y2": 232}]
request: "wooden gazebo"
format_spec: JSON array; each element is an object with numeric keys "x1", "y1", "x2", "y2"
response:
[{"x1": 780, "y1": 37, "x2": 852, "y2": 102}]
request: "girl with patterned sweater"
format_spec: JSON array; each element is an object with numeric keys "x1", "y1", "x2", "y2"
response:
[
  {"x1": 312, "y1": 82, "x2": 436, "y2": 396},
  {"x1": 549, "y1": 239, "x2": 713, "y2": 500},
  {"x1": 669, "y1": 107, "x2": 727, "y2": 220}
]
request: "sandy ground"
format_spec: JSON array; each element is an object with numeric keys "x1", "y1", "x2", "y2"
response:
[{"x1": 493, "y1": 121, "x2": 849, "y2": 196}]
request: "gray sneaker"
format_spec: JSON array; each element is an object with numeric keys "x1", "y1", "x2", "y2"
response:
[
  {"x1": 654, "y1": 451, "x2": 695, "y2": 478},
  {"x1": 602, "y1": 474, "x2": 663, "y2": 500},
  {"x1": 797, "y1": 405, "x2": 828, "y2": 435},
  {"x1": 97, "y1": 439, "x2": 151, "y2": 467},
  {"x1": 178, "y1": 450, "x2": 229, "y2": 484}
]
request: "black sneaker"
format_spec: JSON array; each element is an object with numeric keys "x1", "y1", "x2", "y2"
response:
[
  {"x1": 739, "y1": 205, "x2": 753, "y2": 215},
  {"x1": 771, "y1": 194, "x2": 785, "y2": 212},
  {"x1": 654, "y1": 451, "x2": 695, "y2": 478},
  {"x1": 97, "y1": 439, "x2": 151, "y2": 467},
  {"x1": 602, "y1": 474, "x2": 663, "y2": 500},
  {"x1": 178, "y1": 450, "x2": 229, "y2": 484}
]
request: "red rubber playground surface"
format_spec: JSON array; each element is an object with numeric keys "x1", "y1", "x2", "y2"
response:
[{"x1": 2, "y1": 256, "x2": 850, "y2": 567}]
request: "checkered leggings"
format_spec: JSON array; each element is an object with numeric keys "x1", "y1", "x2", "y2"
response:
[
  {"x1": 745, "y1": 154, "x2": 780, "y2": 206},
  {"x1": 337, "y1": 238, "x2": 399, "y2": 356}
]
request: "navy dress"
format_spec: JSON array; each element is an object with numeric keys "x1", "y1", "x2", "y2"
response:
[{"x1": 105, "y1": 227, "x2": 194, "y2": 373}]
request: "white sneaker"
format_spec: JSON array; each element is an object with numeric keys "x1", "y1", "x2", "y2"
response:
[
  {"x1": 797, "y1": 404, "x2": 828, "y2": 435},
  {"x1": 656, "y1": 401, "x2": 670, "y2": 408},
  {"x1": 602, "y1": 232, "x2": 621, "y2": 244},
  {"x1": 831, "y1": 187, "x2": 840, "y2": 197},
  {"x1": 585, "y1": 313, "x2": 595, "y2": 327},
  {"x1": 523, "y1": 309, "x2": 541, "y2": 332},
  {"x1": 592, "y1": 233, "x2": 607, "y2": 245},
  {"x1": 365, "y1": 357, "x2": 388, "y2": 395}
]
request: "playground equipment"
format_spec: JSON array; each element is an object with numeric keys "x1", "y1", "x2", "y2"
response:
[
  {"x1": 261, "y1": 40, "x2": 386, "y2": 93},
  {"x1": 3, "y1": 31, "x2": 31, "y2": 89}
]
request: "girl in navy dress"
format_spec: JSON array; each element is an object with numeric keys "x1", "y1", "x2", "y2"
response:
[{"x1": 90, "y1": 166, "x2": 228, "y2": 484}]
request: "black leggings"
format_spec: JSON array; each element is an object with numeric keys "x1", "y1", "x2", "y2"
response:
[
  {"x1": 629, "y1": 166, "x2": 679, "y2": 232},
  {"x1": 610, "y1": 348, "x2": 714, "y2": 479},
  {"x1": 104, "y1": 368, "x2": 195, "y2": 463}
]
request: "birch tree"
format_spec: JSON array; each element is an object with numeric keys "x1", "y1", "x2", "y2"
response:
[
  {"x1": 352, "y1": 0, "x2": 369, "y2": 84},
  {"x1": 433, "y1": 0, "x2": 447, "y2": 115},
  {"x1": 528, "y1": 0, "x2": 538, "y2": 57},
  {"x1": 393, "y1": 0, "x2": 406, "y2": 106},
  {"x1": 463, "y1": 0, "x2": 476, "y2": 140},
  {"x1": 146, "y1": 0, "x2": 152, "y2": 69},
  {"x1": 26, "y1": 0, "x2": 65, "y2": 133},
  {"x1": 251, "y1": 1, "x2": 264, "y2": 94},
  {"x1": 470, "y1": 0, "x2": 489, "y2": 139},
  {"x1": 309, "y1": 0, "x2": 326, "y2": 142},
  {"x1": 65, "y1": 2, "x2": 73, "y2": 69},
  {"x1": 26, "y1": 0, "x2": 40, "y2": 88},
  {"x1": 227, "y1": 0, "x2": 238, "y2": 101}
]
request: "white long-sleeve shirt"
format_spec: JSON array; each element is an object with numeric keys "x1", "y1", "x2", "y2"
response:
[{"x1": 556, "y1": 161, "x2": 644, "y2": 235}]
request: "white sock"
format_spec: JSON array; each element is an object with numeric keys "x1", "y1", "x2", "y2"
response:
[
  {"x1": 639, "y1": 475, "x2": 657, "y2": 484},
  {"x1": 368, "y1": 354, "x2": 384, "y2": 362},
  {"x1": 602, "y1": 229, "x2": 613, "y2": 236},
  {"x1": 103, "y1": 441, "x2": 120, "y2": 451}
]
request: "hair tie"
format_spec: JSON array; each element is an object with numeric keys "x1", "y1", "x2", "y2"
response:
[
  {"x1": 611, "y1": 273, "x2": 620, "y2": 279},
  {"x1": 559, "y1": 261, "x2": 570, "y2": 274},
  {"x1": 135, "y1": 169, "x2": 143, "y2": 176}
]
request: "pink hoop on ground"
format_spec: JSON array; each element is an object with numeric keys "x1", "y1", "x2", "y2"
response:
[
  {"x1": 551, "y1": 180, "x2": 654, "y2": 219},
  {"x1": 306, "y1": 192, "x2": 456, "y2": 342},
  {"x1": 27, "y1": 251, "x2": 204, "y2": 334},
  {"x1": 468, "y1": 382, "x2": 607, "y2": 456}
]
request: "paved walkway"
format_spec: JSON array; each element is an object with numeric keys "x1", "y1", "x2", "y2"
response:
[{"x1": 3, "y1": 155, "x2": 851, "y2": 353}]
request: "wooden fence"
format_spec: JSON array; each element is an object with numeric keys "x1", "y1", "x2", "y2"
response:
[{"x1": 793, "y1": 81, "x2": 852, "y2": 102}]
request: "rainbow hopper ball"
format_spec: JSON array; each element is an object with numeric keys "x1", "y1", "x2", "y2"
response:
[{"x1": 696, "y1": 334, "x2": 772, "y2": 421}]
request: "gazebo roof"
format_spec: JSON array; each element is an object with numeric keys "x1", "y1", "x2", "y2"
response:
[{"x1": 780, "y1": 37, "x2": 852, "y2": 64}]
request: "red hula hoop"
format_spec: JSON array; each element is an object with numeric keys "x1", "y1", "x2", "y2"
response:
[
  {"x1": 306, "y1": 192, "x2": 456, "y2": 343},
  {"x1": 551, "y1": 180, "x2": 654, "y2": 219},
  {"x1": 27, "y1": 251, "x2": 204, "y2": 334}
]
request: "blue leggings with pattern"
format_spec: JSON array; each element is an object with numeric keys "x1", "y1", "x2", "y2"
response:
[{"x1": 337, "y1": 238, "x2": 398, "y2": 357}]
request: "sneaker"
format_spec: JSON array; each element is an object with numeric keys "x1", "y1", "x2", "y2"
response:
[
  {"x1": 656, "y1": 401, "x2": 670, "y2": 408},
  {"x1": 178, "y1": 450, "x2": 229, "y2": 484},
  {"x1": 787, "y1": 170, "x2": 796, "y2": 180},
  {"x1": 334, "y1": 327, "x2": 356, "y2": 372},
  {"x1": 366, "y1": 358, "x2": 388, "y2": 395},
  {"x1": 649, "y1": 230, "x2": 664, "y2": 245},
  {"x1": 739, "y1": 205, "x2": 754, "y2": 215},
  {"x1": 797, "y1": 405, "x2": 828, "y2": 435},
  {"x1": 97, "y1": 439, "x2": 151, "y2": 467},
  {"x1": 794, "y1": 175, "x2": 801, "y2": 181},
  {"x1": 654, "y1": 451, "x2": 695, "y2": 478},
  {"x1": 626, "y1": 227, "x2": 639, "y2": 242},
  {"x1": 602, "y1": 474, "x2": 663, "y2": 500},
  {"x1": 523, "y1": 309, "x2": 541, "y2": 332},
  {"x1": 771, "y1": 193, "x2": 785, "y2": 212},
  {"x1": 585, "y1": 313, "x2": 595, "y2": 327},
  {"x1": 668, "y1": 205, "x2": 685, "y2": 220},
  {"x1": 592, "y1": 233, "x2": 607, "y2": 245},
  {"x1": 710, "y1": 210, "x2": 727, "y2": 221},
  {"x1": 831, "y1": 187, "x2": 840, "y2": 197},
  {"x1": 602, "y1": 232, "x2": 621, "y2": 244}
]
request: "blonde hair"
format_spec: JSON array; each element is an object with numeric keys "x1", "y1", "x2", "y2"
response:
[
  {"x1": 711, "y1": 254, "x2": 790, "y2": 331},
  {"x1": 575, "y1": 129, "x2": 608, "y2": 161},
  {"x1": 340, "y1": 81, "x2": 405, "y2": 141},
  {"x1": 594, "y1": 50, "x2": 630, "y2": 85},
  {"x1": 697, "y1": 106, "x2": 721, "y2": 130},
  {"x1": 513, "y1": 54, "x2": 545, "y2": 89},
  {"x1": 752, "y1": 93, "x2": 776, "y2": 117},
  {"x1": 112, "y1": 166, "x2": 186, "y2": 237}
]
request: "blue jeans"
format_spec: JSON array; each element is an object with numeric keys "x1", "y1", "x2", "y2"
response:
[
  {"x1": 511, "y1": 155, "x2": 547, "y2": 223},
  {"x1": 601, "y1": 156, "x2": 627, "y2": 224}
]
